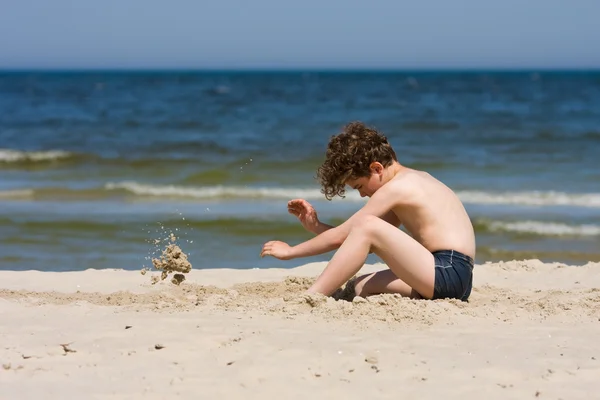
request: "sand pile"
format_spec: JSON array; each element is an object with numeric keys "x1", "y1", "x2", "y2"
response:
[
  {"x1": 3, "y1": 265, "x2": 599, "y2": 326},
  {"x1": 148, "y1": 233, "x2": 192, "y2": 285}
]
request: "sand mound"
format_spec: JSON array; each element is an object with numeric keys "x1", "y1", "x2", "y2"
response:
[
  {"x1": 4, "y1": 280, "x2": 599, "y2": 326},
  {"x1": 3, "y1": 260, "x2": 599, "y2": 327}
]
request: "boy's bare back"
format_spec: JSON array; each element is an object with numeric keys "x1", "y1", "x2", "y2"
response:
[{"x1": 382, "y1": 167, "x2": 476, "y2": 259}]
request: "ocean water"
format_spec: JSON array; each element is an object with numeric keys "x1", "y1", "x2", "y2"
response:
[{"x1": 0, "y1": 70, "x2": 599, "y2": 272}]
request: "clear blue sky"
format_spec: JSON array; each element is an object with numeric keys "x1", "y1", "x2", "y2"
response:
[{"x1": 0, "y1": 0, "x2": 598, "y2": 69}]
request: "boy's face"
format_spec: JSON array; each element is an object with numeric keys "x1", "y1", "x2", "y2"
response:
[{"x1": 346, "y1": 173, "x2": 381, "y2": 198}]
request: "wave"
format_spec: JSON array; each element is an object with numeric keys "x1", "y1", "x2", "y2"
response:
[
  {"x1": 458, "y1": 190, "x2": 600, "y2": 208},
  {"x1": 0, "y1": 148, "x2": 320, "y2": 173},
  {"x1": 2, "y1": 181, "x2": 600, "y2": 209},
  {"x1": 476, "y1": 220, "x2": 600, "y2": 237},
  {"x1": 106, "y1": 182, "x2": 600, "y2": 207},
  {"x1": 7, "y1": 212, "x2": 599, "y2": 243},
  {"x1": 199, "y1": 217, "x2": 600, "y2": 238},
  {"x1": 104, "y1": 181, "x2": 331, "y2": 200},
  {"x1": 475, "y1": 247, "x2": 600, "y2": 263},
  {"x1": 0, "y1": 149, "x2": 76, "y2": 163},
  {"x1": 0, "y1": 189, "x2": 34, "y2": 199}
]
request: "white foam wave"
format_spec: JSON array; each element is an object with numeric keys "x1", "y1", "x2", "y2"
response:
[
  {"x1": 104, "y1": 181, "x2": 600, "y2": 208},
  {"x1": 104, "y1": 181, "x2": 351, "y2": 200},
  {"x1": 457, "y1": 190, "x2": 600, "y2": 208},
  {"x1": 488, "y1": 221, "x2": 600, "y2": 236},
  {"x1": 0, "y1": 149, "x2": 73, "y2": 163},
  {"x1": 0, "y1": 189, "x2": 34, "y2": 199}
]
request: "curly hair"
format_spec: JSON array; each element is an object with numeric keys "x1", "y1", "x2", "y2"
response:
[{"x1": 316, "y1": 121, "x2": 397, "y2": 200}]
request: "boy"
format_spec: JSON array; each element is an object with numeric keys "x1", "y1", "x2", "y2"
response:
[{"x1": 260, "y1": 121, "x2": 476, "y2": 300}]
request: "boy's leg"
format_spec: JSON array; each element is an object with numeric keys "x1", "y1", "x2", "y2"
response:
[
  {"x1": 354, "y1": 269, "x2": 422, "y2": 298},
  {"x1": 307, "y1": 215, "x2": 435, "y2": 298}
]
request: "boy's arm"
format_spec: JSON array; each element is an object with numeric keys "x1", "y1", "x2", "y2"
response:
[
  {"x1": 288, "y1": 199, "x2": 335, "y2": 235},
  {"x1": 311, "y1": 221, "x2": 335, "y2": 235},
  {"x1": 288, "y1": 183, "x2": 400, "y2": 259},
  {"x1": 289, "y1": 223, "x2": 347, "y2": 257}
]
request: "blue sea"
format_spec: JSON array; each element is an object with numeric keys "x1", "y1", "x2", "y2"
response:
[{"x1": 0, "y1": 70, "x2": 598, "y2": 272}]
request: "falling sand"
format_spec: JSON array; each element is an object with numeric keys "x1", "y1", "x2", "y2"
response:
[{"x1": 150, "y1": 233, "x2": 192, "y2": 285}]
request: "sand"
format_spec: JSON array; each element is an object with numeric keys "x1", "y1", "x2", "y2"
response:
[
  {"x1": 1, "y1": 259, "x2": 599, "y2": 399},
  {"x1": 148, "y1": 233, "x2": 192, "y2": 285}
]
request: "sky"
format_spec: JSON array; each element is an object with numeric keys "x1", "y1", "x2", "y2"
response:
[{"x1": 0, "y1": 0, "x2": 598, "y2": 69}]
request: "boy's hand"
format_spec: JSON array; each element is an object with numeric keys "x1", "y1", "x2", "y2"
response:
[
  {"x1": 288, "y1": 199, "x2": 320, "y2": 233},
  {"x1": 260, "y1": 241, "x2": 293, "y2": 260}
]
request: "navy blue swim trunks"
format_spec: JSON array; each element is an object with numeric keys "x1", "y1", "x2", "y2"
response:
[{"x1": 431, "y1": 250, "x2": 474, "y2": 301}]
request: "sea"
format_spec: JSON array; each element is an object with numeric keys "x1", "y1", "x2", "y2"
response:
[{"x1": 1, "y1": 70, "x2": 598, "y2": 272}]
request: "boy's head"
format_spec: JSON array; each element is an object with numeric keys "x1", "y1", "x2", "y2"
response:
[{"x1": 316, "y1": 121, "x2": 398, "y2": 200}]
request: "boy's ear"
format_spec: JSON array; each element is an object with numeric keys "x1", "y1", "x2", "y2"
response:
[{"x1": 370, "y1": 162, "x2": 384, "y2": 175}]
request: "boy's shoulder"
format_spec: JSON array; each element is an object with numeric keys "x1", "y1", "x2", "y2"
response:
[
  {"x1": 375, "y1": 168, "x2": 427, "y2": 202},
  {"x1": 388, "y1": 167, "x2": 421, "y2": 189},
  {"x1": 368, "y1": 172, "x2": 413, "y2": 206},
  {"x1": 393, "y1": 167, "x2": 435, "y2": 187}
]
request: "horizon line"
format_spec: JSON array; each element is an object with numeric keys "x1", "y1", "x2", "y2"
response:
[{"x1": 1, "y1": 66, "x2": 600, "y2": 74}]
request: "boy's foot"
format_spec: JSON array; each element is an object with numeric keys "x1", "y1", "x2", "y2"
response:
[{"x1": 332, "y1": 277, "x2": 357, "y2": 302}]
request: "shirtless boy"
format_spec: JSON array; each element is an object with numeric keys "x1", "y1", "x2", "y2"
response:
[{"x1": 260, "y1": 121, "x2": 476, "y2": 300}]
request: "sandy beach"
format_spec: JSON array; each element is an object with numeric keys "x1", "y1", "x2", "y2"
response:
[{"x1": 1, "y1": 259, "x2": 599, "y2": 399}]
